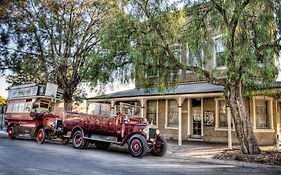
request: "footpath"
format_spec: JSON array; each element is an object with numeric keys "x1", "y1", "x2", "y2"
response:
[{"x1": 166, "y1": 139, "x2": 281, "y2": 169}]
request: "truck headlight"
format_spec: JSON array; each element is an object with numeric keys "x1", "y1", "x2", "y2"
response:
[
  {"x1": 143, "y1": 127, "x2": 149, "y2": 134},
  {"x1": 156, "y1": 129, "x2": 160, "y2": 135}
]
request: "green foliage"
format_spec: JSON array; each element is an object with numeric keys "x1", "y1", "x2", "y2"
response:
[
  {"x1": 0, "y1": 0, "x2": 118, "y2": 109},
  {"x1": 101, "y1": 0, "x2": 280, "y2": 94},
  {"x1": 100, "y1": 0, "x2": 185, "y2": 91}
]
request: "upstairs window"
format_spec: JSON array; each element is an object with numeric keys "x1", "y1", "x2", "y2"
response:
[
  {"x1": 172, "y1": 44, "x2": 182, "y2": 74},
  {"x1": 185, "y1": 43, "x2": 204, "y2": 69},
  {"x1": 214, "y1": 36, "x2": 226, "y2": 68}
]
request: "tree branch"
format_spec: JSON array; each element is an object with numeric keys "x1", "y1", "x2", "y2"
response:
[
  {"x1": 257, "y1": 37, "x2": 281, "y2": 51},
  {"x1": 210, "y1": 0, "x2": 229, "y2": 25}
]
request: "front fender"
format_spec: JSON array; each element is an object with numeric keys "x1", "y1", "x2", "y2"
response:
[
  {"x1": 70, "y1": 126, "x2": 85, "y2": 138},
  {"x1": 122, "y1": 131, "x2": 147, "y2": 145}
]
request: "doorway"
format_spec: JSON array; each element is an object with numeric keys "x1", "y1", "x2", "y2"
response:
[{"x1": 191, "y1": 98, "x2": 202, "y2": 138}]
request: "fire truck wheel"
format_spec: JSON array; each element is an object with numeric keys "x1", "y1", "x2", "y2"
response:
[
  {"x1": 95, "y1": 141, "x2": 111, "y2": 150},
  {"x1": 151, "y1": 136, "x2": 167, "y2": 156},
  {"x1": 36, "y1": 128, "x2": 46, "y2": 144},
  {"x1": 82, "y1": 140, "x2": 89, "y2": 149},
  {"x1": 7, "y1": 126, "x2": 15, "y2": 139},
  {"x1": 128, "y1": 134, "x2": 148, "y2": 158},
  {"x1": 61, "y1": 137, "x2": 70, "y2": 145},
  {"x1": 72, "y1": 130, "x2": 87, "y2": 149}
]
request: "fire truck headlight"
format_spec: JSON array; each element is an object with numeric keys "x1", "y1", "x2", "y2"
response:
[
  {"x1": 143, "y1": 127, "x2": 149, "y2": 134},
  {"x1": 156, "y1": 129, "x2": 160, "y2": 135}
]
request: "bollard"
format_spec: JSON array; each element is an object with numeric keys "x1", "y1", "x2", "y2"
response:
[{"x1": 276, "y1": 134, "x2": 280, "y2": 152}]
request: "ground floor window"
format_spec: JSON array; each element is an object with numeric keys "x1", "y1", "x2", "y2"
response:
[
  {"x1": 255, "y1": 100, "x2": 269, "y2": 129},
  {"x1": 147, "y1": 100, "x2": 157, "y2": 125},
  {"x1": 215, "y1": 98, "x2": 233, "y2": 130},
  {"x1": 218, "y1": 100, "x2": 227, "y2": 127},
  {"x1": 253, "y1": 97, "x2": 273, "y2": 131},
  {"x1": 166, "y1": 99, "x2": 178, "y2": 128}
]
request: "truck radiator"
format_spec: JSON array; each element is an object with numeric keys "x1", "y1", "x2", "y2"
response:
[{"x1": 149, "y1": 128, "x2": 157, "y2": 139}]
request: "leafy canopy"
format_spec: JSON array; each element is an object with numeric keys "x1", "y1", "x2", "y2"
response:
[
  {"x1": 101, "y1": 0, "x2": 281, "y2": 92},
  {"x1": 0, "y1": 0, "x2": 120, "y2": 109}
]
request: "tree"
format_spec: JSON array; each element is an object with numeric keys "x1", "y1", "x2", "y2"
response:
[
  {"x1": 101, "y1": 0, "x2": 281, "y2": 154},
  {"x1": 0, "y1": 0, "x2": 117, "y2": 111}
]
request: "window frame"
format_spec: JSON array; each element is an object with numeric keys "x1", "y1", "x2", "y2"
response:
[
  {"x1": 185, "y1": 43, "x2": 205, "y2": 70},
  {"x1": 215, "y1": 98, "x2": 234, "y2": 131},
  {"x1": 146, "y1": 100, "x2": 158, "y2": 125},
  {"x1": 165, "y1": 99, "x2": 179, "y2": 129},
  {"x1": 213, "y1": 35, "x2": 227, "y2": 70},
  {"x1": 6, "y1": 99, "x2": 32, "y2": 113},
  {"x1": 253, "y1": 96, "x2": 274, "y2": 132}
]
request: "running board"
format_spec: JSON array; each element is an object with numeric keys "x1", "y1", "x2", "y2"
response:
[{"x1": 84, "y1": 134, "x2": 121, "y2": 144}]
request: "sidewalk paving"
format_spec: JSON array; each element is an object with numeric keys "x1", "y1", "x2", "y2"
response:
[
  {"x1": 166, "y1": 139, "x2": 281, "y2": 168},
  {"x1": 167, "y1": 140, "x2": 229, "y2": 159},
  {"x1": 0, "y1": 130, "x2": 7, "y2": 135}
]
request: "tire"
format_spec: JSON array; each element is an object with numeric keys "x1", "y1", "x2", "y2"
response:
[
  {"x1": 95, "y1": 141, "x2": 111, "y2": 150},
  {"x1": 151, "y1": 136, "x2": 167, "y2": 156},
  {"x1": 7, "y1": 126, "x2": 15, "y2": 139},
  {"x1": 36, "y1": 128, "x2": 46, "y2": 144},
  {"x1": 128, "y1": 134, "x2": 148, "y2": 158},
  {"x1": 61, "y1": 137, "x2": 70, "y2": 145},
  {"x1": 72, "y1": 130, "x2": 87, "y2": 149},
  {"x1": 82, "y1": 140, "x2": 89, "y2": 149}
]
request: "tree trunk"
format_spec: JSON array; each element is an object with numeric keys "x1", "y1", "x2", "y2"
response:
[
  {"x1": 226, "y1": 82, "x2": 261, "y2": 154},
  {"x1": 64, "y1": 91, "x2": 73, "y2": 112}
]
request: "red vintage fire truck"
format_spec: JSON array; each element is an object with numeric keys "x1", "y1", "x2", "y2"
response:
[{"x1": 5, "y1": 83, "x2": 167, "y2": 158}]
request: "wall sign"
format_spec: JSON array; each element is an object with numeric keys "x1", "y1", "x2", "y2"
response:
[{"x1": 204, "y1": 111, "x2": 214, "y2": 126}]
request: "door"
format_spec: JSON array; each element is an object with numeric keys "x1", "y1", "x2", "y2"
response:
[{"x1": 191, "y1": 99, "x2": 202, "y2": 138}]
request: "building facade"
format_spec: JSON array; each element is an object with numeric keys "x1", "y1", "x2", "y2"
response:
[
  {"x1": 87, "y1": 32, "x2": 281, "y2": 147},
  {"x1": 87, "y1": 82, "x2": 281, "y2": 147}
]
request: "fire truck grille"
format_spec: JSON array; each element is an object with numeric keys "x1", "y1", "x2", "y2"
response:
[{"x1": 149, "y1": 128, "x2": 157, "y2": 139}]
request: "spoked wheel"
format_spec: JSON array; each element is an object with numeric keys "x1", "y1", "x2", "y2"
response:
[
  {"x1": 72, "y1": 130, "x2": 88, "y2": 149},
  {"x1": 61, "y1": 137, "x2": 70, "y2": 145},
  {"x1": 36, "y1": 128, "x2": 46, "y2": 144},
  {"x1": 7, "y1": 126, "x2": 15, "y2": 139},
  {"x1": 128, "y1": 134, "x2": 148, "y2": 158},
  {"x1": 151, "y1": 136, "x2": 167, "y2": 156}
]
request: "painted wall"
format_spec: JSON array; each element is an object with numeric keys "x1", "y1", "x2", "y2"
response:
[{"x1": 154, "y1": 97, "x2": 280, "y2": 146}]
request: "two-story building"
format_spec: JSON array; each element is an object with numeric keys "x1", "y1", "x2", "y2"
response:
[
  {"x1": 87, "y1": 58, "x2": 281, "y2": 148},
  {"x1": 86, "y1": 10, "x2": 281, "y2": 147}
]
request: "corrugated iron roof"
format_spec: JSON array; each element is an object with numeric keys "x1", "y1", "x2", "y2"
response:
[
  {"x1": 88, "y1": 83, "x2": 224, "y2": 100},
  {"x1": 87, "y1": 81, "x2": 281, "y2": 100}
]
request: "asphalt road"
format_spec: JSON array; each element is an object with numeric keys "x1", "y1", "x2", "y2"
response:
[{"x1": 0, "y1": 133, "x2": 280, "y2": 175}]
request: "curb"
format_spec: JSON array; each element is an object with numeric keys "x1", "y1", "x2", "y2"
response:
[
  {"x1": 169, "y1": 155, "x2": 281, "y2": 169},
  {"x1": 0, "y1": 130, "x2": 7, "y2": 135}
]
